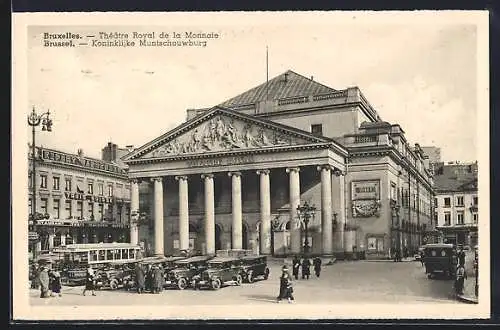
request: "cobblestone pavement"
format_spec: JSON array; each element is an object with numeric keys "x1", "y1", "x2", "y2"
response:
[{"x1": 30, "y1": 259, "x2": 459, "y2": 306}]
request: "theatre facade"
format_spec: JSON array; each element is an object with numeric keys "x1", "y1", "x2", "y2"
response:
[{"x1": 124, "y1": 70, "x2": 435, "y2": 259}]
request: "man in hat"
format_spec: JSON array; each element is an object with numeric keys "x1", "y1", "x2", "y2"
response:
[
  {"x1": 38, "y1": 265, "x2": 50, "y2": 298},
  {"x1": 277, "y1": 265, "x2": 294, "y2": 303},
  {"x1": 457, "y1": 245, "x2": 466, "y2": 267}
]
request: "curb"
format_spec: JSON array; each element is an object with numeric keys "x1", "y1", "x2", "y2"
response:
[{"x1": 456, "y1": 295, "x2": 479, "y2": 304}]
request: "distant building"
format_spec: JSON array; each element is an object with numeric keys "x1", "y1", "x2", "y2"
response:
[
  {"x1": 28, "y1": 144, "x2": 132, "y2": 258},
  {"x1": 433, "y1": 161, "x2": 478, "y2": 247},
  {"x1": 421, "y1": 146, "x2": 442, "y2": 164}
]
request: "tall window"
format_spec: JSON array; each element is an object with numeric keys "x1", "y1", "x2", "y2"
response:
[
  {"x1": 98, "y1": 204, "x2": 104, "y2": 220},
  {"x1": 28, "y1": 172, "x2": 33, "y2": 189},
  {"x1": 473, "y1": 196, "x2": 478, "y2": 205},
  {"x1": 311, "y1": 124, "x2": 323, "y2": 136},
  {"x1": 52, "y1": 176, "x2": 60, "y2": 190},
  {"x1": 444, "y1": 197, "x2": 451, "y2": 208},
  {"x1": 456, "y1": 196, "x2": 464, "y2": 206},
  {"x1": 40, "y1": 198, "x2": 48, "y2": 215},
  {"x1": 40, "y1": 174, "x2": 47, "y2": 189},
  {"x1": 88, "y1": 182, "x2": 94, "y2": 195},
  {"x1": 65, "y1": 177, "x2": 72, "y2": 191},
  {"x1": 444, "y1": 212, "x2": 451, "y2": 226},
  {"x1": 434, "y1": 213, "x2": 438, "y2": 224},
  {"x1": 76, "y1": 201, "x2": 83, "y2": 220},
  {"x1": 434, "y1": 198, "x2": 438, "y2": 207},
  {"x1": 88, "y1": 202, "x2": 94, "y2": 220},
  {"x1": 473, "y1": 213, "x2": 478, "y2": 224},
  {"x1": 65, "y1": 200, "x2": 72, "y2": 218},
  {"x1": 390, "y1": 182, "x2": 397, "y2": 201},
  {"x1": 108, "y1": 184, "x2": 113, "y2": 197},
  {"x1": 98, "y1": 183, "x2": 104, "y2": 196},
  {"x1": 28, "y1": 198, "x2": 32, "y2": 215},
  {"x1": 53, "y1": 199, "x2": 60, "y2": 219},
  {"x1": 457, "y1": 211, "x2": 464, "y2": 225}
]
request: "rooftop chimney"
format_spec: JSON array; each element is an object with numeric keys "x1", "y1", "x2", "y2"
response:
[
  {"x1": 310, "y1": 76, "x2": 314, "y2": 81},
  {"x1": 77, "y1": 148, "x2": 83, "y2": 157},
  {"x1": 283, "y1": 72, "x2": 289, "y2": 83}
]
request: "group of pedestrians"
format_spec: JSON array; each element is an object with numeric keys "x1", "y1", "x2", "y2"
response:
[
  {"x1": 276, "y1": 255, "x2": 323, "y2": 303},
  {"x1": 134, "y1": 263, "x2": 164, "y2": 294},
  {"x1": 32, "y1": 264, "x2": 62, "y2": 298},
  {"x1": 291, "y1": 255, "x2": 322, "y2": 280}
]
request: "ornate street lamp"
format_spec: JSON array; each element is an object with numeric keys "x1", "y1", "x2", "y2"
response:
[
  {"x1": 27, "y1": 106, "x2": 53, "y2": 260},
  {"x1": 297, "y1": 201, "x2": 316, "y2": 254}
]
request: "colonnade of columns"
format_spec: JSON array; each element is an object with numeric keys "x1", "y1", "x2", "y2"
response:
[{"x1": 129, "y1": 165, "x2": 345, "y2": 256}]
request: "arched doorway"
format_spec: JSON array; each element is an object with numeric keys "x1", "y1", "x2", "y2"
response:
[{"x1": 215, "y1": 224, "x2": 223, "y2": 251}]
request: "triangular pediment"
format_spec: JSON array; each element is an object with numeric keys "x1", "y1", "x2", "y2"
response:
[{"x1": 126, "y1": 107, "x2": 332, "y2": 160}]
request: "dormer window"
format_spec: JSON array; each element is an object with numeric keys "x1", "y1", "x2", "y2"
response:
[{"x1": 311, "y1": 124, "x2": 323, "y2": 136}]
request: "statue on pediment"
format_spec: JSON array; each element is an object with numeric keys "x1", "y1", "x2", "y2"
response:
[
  {"x1": 243, "y1": 124, "x2": 258, "y2": 148},
  {"x1": 257, "y1": 128, "x2": 272, "y2": 146}
]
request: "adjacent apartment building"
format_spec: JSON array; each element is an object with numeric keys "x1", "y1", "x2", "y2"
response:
[
  {"x1": 433, "y1": 161, "x2": 478, "y2": 247},
  {"x1": 28, "y1": 143, "x2": 132, "y2": 258}
]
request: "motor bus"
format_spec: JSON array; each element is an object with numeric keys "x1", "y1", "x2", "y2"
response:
[{"x1": 52, "y1": 243, "x2": 142, "y2": 286}]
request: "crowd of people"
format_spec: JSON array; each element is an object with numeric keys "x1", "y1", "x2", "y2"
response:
[
  {"x1": 30, "y1": 263, "x2": 62, "y2": 298},
  {"x1": 133, "y1": 262, "x2": 165, "y2": 294}
]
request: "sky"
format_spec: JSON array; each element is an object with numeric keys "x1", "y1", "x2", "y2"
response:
[{"x1": 25, "y1": 13, "x2": 481, "y2": 162}]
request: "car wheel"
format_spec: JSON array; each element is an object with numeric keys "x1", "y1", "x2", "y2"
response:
[
  {"x1": 109, "y1": 279, "x2": 119, "y2": 290},
  {"x1": 264, "y1": 268, "x2": 270, "y2": 280},
  {"x1": 211, "y1": 278, "x2": 221, "y2": 290},
  {"x1": 235, "y1": 274, "x2": 242, "y2": 286},
  {"x1": 177, "y1": 278, "x2": 187, "y2": 290},
  {"x1": 247, "y1": 271, "x2": 254, "y2": 283}
]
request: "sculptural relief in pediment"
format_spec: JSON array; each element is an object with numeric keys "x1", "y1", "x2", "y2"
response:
[{"x1": 143, "y1": 115, "x2": 310, "y2": 158}]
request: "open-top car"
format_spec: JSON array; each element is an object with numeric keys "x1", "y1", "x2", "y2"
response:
[
  {"x1": 164, "y1": 255, "x2": 214, "y2": 290},
  {"x1": 239, "y1": 255, "x2": 269, "y2": 283},
  {"x1": 194, "y1": 257, "x2": 243, "y2": 290}
]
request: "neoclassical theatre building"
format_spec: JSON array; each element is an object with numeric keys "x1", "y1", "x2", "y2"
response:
[{"x1": 123, "y1": 70, "x2": 435, "y2": 259}]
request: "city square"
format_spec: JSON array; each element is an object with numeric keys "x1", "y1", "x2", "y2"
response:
[{"x1": 15, "y1": 13, "x2": 486, "y2": 321}]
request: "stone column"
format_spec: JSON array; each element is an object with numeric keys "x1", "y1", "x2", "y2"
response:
[
  {"x1": 332, "y1": 169, "x2": 346, "y2": 252},
  {"x1": 257, "y1": 169, "x2": 271, "y2": 255},
  {"x1": 130, "y1": 179, "x2": 140, "y2": 245},
  {"x1": 228, "y1": 172, "x2": 243, "y2": 250},
  {"x1": 152, "y1": 177, "x2": 164, "y2": 256},
  {"x1": 60, "y1": 233, "x2": 66, "y2": 246},
  {"x1": 202, "y1": 174, "x2": 215, "y2": 255},
  {"x1": 176, "y1": 175, "x2": 190, "y2": 251},
  {"x1": 318, "y1": 165, "x2": 333, "y2": 255},
  {"x1": 286, "y1": 167, "x2": 301, "y2": 254}
]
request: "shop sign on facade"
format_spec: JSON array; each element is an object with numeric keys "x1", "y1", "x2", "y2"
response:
[
  {"x1": 351, "y1": 180, "x2": 381, "y2": 218},
  {"x1": 64, "y1": 192, "x2": 113, "y2": 204}
]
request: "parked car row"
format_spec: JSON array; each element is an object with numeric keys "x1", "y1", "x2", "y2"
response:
[{"x1": 84, "y1": 255, "x2": 269, "y2": 291}]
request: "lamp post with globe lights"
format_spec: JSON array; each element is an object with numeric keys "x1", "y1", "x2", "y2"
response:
[
  {"x1": 296, "y1": 201, "x2": 316, "y2": 255},
  {"x1": 27, "y1": 107, "x2": 53, "y2": 260}
]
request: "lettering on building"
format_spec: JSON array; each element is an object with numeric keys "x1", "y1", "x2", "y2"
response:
[
  {"x1": 186, "y1": 155, "x2": 255, "y2": 168},
  {"x1": 64, "y1": 192, "x2": 113, "y2": 204},
  {"x1": 38, "y1": 148, "x2": 125, "y2": 175}
]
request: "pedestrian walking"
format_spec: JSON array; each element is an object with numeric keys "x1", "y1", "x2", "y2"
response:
[
  {"x1": 30, "y1": 263, "x2": 39, "y2": 289},
  {"x1": 38, "y1": 266, "x2": 50, "y2": 298},
  {"x1": 49, "y1": 270, "x2": 62, "y2": 297},
  {"x1": 145, "y1": 264, "x2": 153, "y2": 293},
  {"x1": 454, "y1": 262, "x2": 467, "y2": 296},
  {"x1": 301, "y1": 257, "x2": 311, "y2": 280},
  {"x1": 135, "y1": 262, "x2": 145, "y2": 294},
  {"x1": 276, "y1": 265, "x2": 294, "y2": 303},
  {"x1": 313, "y1": 257, "x2": 322, "y2": 278},
  {"x1": 420, "y1": 249, "x2": 425, "y2": 267},
  {"x1": 152, "y1": 265, "x2": 164, "y2": 294},
  {"x1": 82, "y1": 266, "x2": 96, "y2": 296},
  {"x1": 457, "y1": 245, "x2": 466, "y2": 266},
  {"x1": 292, "y1": 256, "x2": 300, "y2": 280}
]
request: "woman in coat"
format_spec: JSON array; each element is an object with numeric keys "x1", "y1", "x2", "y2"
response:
[
  {"x1": 134, "y1": 263, "x2": 145, "y2": 294},
  {"x1": 38, "y1": 266, "x2": 50, "y2": 298},
  {"x1": 276, "y1": 265, "x2": 294, "y2": 303},
  {"x1": 49, "y1": 270, "x2": 62, "y2": 297},
  {"x1": 292, "y1": 256, "x2": 300, "y2": 280},
  {"x1": 82, "y1": 266, "x2": 96, "y2": 296},
  {"x1": 313, "y1": 257, "x2": 322, "y2": 278},
  {"x1": 152, "y1": 265, "x2": 164, "y2": 294},
  {"x1": 301, "y1": 257, "x2": 311, "y2": 279}
]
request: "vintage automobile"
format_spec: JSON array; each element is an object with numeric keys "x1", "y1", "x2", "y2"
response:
[
  {"x1": 164, "y1": 255, "x2": 214, "y2": 290},
  {"x1": 94, "y1": 262, "x2": 136, "y2": 290},
  {"x1": 194, "y1": 257, "x2": 243, "y2": 290},
  {"x1": 239, "y1": 255, "x2": 270, "y2": 283},
  {"x1": 423, "y1": 243, "x2": 458, "y2": 279}
]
